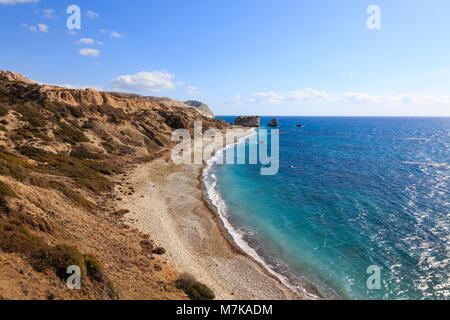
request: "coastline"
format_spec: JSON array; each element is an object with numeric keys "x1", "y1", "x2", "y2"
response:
[{"x1": 119, "y1": 128, "x2": 300, "y2": 300}]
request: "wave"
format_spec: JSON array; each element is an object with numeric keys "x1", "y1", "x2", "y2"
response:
[
  {"x1": 202, "y1": 129, "x2": 322, "y2": 300},
  {"x1": 403, "y1": 161, "x2": 450, "y2": 170}
]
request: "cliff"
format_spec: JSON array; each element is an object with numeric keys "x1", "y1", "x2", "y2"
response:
[{"x1": 0, "y1": 70, "x2": 229, "y2": 300}]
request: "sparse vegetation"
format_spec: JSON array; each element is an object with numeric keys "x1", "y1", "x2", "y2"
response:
[
  {"x1": 84, "y1": 254, "x2": 105, "y2": 282},
  {"x1": 101, "y1": 141, "x2": 116, "y2": 154},
  {"x1": 0, "y1": 220, "x2": 47, "y2": 255},
  {"x1": 48, "y1": 180, "x2": 96, "y2": 210},
  {"x1": 17, "y1": 146, "x2": 119, "y2": 193},
  {"x1": 34, "y1": 245, "x2": 87, "y2": 278},
  {"x1": 0, "y1": 220, "x2": 108, "y2": 283},
  {"x1": 175, "y1": 273, "x2": 215, "y2": 300},
  {"x1": 0, "y1": 180, "x2": 17, "y2": 198},
  {"x1": 14, "y1": 104, "x2": 47, "y2": 128},
  {"x1": 70, "y1": 146, "x2": 102, "y2": 160},
  {"x1": 0, "y1": 105, "x2": 8, "y2": 117},
  {"x1": 54, "y1": 121, "x2": 89, "y2": 144}
]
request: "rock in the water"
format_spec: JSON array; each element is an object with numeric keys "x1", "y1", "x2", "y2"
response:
[
  {"x1": 268, "y1": 118, "x2": 279, "y2": 127},
  {"x1": 234, "y1": 116, "x2": 260, "y2": 127},
  {"x1": 296, "y1": 124, "x2": 303, "y2": 127}
]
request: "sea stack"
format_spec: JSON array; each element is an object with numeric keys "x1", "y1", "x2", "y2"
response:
[
  {"x1": 234, "y1": 116, "x2": 260, "y2": 127},
  {"x1": 268, "y1": 118, "x2": 279, "y2": 127}
]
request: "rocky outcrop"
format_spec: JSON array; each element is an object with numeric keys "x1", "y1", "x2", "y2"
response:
[
  {"x1": 234, "y1": 116, "x2": 260, "y2": 127},
  {"x1": 268, "y1": 118, "x2": 279, "y2": 127},
  {"x1": 0, "y1": 71, "x2": 36, "y2": 85},
  {"x1": 184, "y1": 101, "x2": 214, "y2": 118}
]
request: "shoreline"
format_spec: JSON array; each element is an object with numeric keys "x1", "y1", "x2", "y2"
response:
[{"x1": 120, "y1": 128, "x2": 300, "y2": 300}]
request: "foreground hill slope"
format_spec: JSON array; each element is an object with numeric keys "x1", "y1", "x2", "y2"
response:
[{"x1": 0, "y1": 71, "x2": 229, "y2": 300}]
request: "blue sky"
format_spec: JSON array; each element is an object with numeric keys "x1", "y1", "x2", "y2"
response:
[{"x1": 0, "y1": 0, "x2": 449, "y2": 116}]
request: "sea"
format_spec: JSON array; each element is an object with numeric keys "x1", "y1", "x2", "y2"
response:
[{"x1": 203, "y1": 116, "x2": 449, "y2": 300}]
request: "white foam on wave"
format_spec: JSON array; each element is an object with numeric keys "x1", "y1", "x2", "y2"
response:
[{"x1": 202, "y1": 129, "x2": 321, "y2": 300}]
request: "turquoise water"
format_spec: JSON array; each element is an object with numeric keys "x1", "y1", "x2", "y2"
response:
[{"x1": 206, "y1": 117, "x2": 449, "y2": 300}]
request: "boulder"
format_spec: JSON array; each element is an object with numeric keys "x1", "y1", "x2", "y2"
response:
[
  {"x1": 234, "y1": 116, "x2": 260, "y2": 127},
  {"x1": 152, "y1": 247, "x2": 166, "y2": 255}
]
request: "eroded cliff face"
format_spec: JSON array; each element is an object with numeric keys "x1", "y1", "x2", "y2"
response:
[
  {"x1": 0, "y1": 71, "x2": 215, "y2": 117},
  {"x1": 0, "y1": 70, "x2": 229, "y2": 300}
]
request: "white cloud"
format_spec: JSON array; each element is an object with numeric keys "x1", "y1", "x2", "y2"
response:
[
  {"x1": 24, "y1": 23, "x2": 48, "y2": 33},
  {"x1": 368, "y1": 72, "x2": 376, "y2": 77},
  {"x1": 436, "y1": 68, "x2": 448, "y2": 74},
  {"x1": 110, "y1": 71, "x2": 177, "y2": 93},
  {"x1": 38, "y1": 23, "x2": 48, "y2": 32},
  {"x1": 0, "y1": 0, "x2": 38, "y2": 4},
  {"x1": 79, "y1": 48, "x2": 99, "y2": 57},
  {"x1": 186, "y1": 86, "x2": 200, "y2": 96},
  {"x1": 110, "y1": 31, "x2": 122, "y2": 38},
  {"x1": 232, "y1": 88, "x2": 450, "y2": 106},
  {"x1": 225, "y1": 94, "x2": 242, "y2": 104},
  {"x1": 77, "y1": 38, "x2": 94, "y2": 45},
  {"x1": 344, "y1": 72, "x2": 353, "y2": 77},
  {"x1": 42, "y1": 8, "x2": 56, "y2": 18},
  {"x1": 87, "y1": 10, "x2": 99, "y2": 19}
]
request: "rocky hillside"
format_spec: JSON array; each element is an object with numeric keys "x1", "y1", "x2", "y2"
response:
[{"x1": 0, "y1": 70, "x2": 229, "y2": 300}]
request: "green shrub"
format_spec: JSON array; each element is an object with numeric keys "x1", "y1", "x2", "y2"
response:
[
  {"x1": 0, "y1": 180, "x2": 17, "y2": 198},
  {"x1": 84, "y1": 254, "x2": 105, "y2": 282},
  {"x1": 175, "y1": 273, "x2": 215, "y2": 300},
  {"x1": 70, "y1": 146, "x2": 102, "y2": 160},
  {"x1": 68, "y1": 106, "x2": 85, "y2": 118},
  {"x1": 0, "y1": 125, "x2": 7, "y2": 132},
  {"x1": 101, "y1": 142, "x2": 116, "y2": 154},
  {"x1": 0, "y1": 105, "x2": 8, "y2": 117},
  {"x1": 0, "y1": 119, "x2": 7, "y2": 125},
  {"x1": 0, "y1": 221, "x2": 47, "y2": 254},
  {"x1": 32, "y1": 245, "x2": 87, "y2": 280}
]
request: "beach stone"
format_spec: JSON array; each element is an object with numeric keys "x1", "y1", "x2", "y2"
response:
[
  {"x1": 152, "y1": 247, "x2": 166, "y2": 255},
  {"x1": 140, "y1": 240, "x2": 154, "y2": 253},
  {"x1": 154, "y1": 264, "x2": 163, "y2": 271}
]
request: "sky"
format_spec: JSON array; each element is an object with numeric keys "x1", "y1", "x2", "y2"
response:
[{"x1": 0, "y1": 0, "x2": 449, "y2": 116}]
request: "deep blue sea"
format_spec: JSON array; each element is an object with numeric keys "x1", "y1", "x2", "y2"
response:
[{"x1": 205, "y1": 116, "x2": 449, "y2": 300}]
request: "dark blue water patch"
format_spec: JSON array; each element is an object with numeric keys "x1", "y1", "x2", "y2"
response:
[{"x1": 212, "y1": 116, "x2": 450, "y2": 299}]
